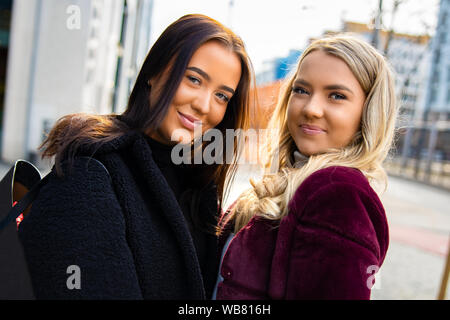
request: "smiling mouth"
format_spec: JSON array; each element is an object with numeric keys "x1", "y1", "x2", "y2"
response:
[
  {"x1": 300, "y1": 124, "x2": 326, "y2": 135},
  {"x1": 178, "y1": 111, "x2": 202, "y2": 131}
]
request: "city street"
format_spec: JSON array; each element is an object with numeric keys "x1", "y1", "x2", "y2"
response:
[
  {"x1": 1, "y1": 161, "x2": 449, "y2": 300},
  {"x1": 374, "y1": 176, "x2": 449, "y2": 300}
]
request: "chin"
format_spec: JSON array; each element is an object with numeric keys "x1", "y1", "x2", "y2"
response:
[
  {"x1": 169, "y1": 126, "x2": 193, "y2": 145},
  {"x1": 296, "y1": 145, "x2": 324, "y2": 157},
  {"x1": 299, "y1": 150, "x2": 314, "y2": 157}
]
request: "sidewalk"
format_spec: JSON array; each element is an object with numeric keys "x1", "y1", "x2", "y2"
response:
[{"x1": 373, "y1": 176, "x2": 449, "y2": 300}]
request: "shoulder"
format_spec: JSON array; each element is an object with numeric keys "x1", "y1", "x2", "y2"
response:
[
  {"x1": 76, "y1": 130, "x2": 144, "y2": 157},
  {"x1": 19, "y1": 156, "x2": 124, "y2": 242},
  {"x1": 57, "y1": 156, "x2": 111, "y2": 183},
  {"x1": 38, "y1": 157, "x2": 113, "y2": 207},
  {"x1": 299, "y1": 166, "x2": 372, "y2": 193},
  {"x1": 288, "y1": 166, "x2": 388, "y2": 262},
  {"x1": 289, "y1": 166, "x2": 381, "y2": 214}
]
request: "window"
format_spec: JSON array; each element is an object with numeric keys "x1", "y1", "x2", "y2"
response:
[
  {"x1": 85, "y1": 68, "x2": 94, "y2": 83},
  {"x1": 440, "y1": 31, "x2": 446, "y2": 44},
  {"x1": 430, "y1": 86, "x2": 437, "y2": 104},
  {"x1": 441, "y1": 11, "x2": 447, "y2": 26},
  {"x1": 434, "y1": 48, "x2": 441, "y2": 64},
  {"x1": 92, "y1": 6, "x2": 99, "y2": 19},
  {"x1": 432, "y1": 69, "x2": 440, "y2": 85}
]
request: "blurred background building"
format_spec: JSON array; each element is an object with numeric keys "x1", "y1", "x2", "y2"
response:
[
  {"x1": 338, "y1": 20, "x2": 431, "y2": 122},
  {"x1": 255, "y1": 0, "x2": 450, "y2": 191},
  {"x1": 256, "y1": 49, "x2": 302, "y2": 85},
  {"x1": 384, "y1": 0, "x2": 449, "y2": 190},
  {"x1": 0, "y1": 0, "x2": 153, "y2": 165},
  {"x1": 2, "y1": 0, "x2": 448, "y2": 186}
]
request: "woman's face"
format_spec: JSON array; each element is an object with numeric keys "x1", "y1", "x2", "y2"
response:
[
  {"x1": 287, "y1": 50, "x2": 366, "y2": 156},
  {"x1": 149, "y1": 40, "x2": 242, "y2": 145}
]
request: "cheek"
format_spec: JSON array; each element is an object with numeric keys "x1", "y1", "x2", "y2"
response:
[
  {"x1": 204, "y1": 104, "x2": 228, "y2": 130},
  {"x1": 160, "y1": 106, "x2": 180, "y2": 137},
  {"x1": 286, "y1": 101, "x2": 300, "y2": 135},
  {"x1": 329, "y1": 107, "x2": 362, "y2": 143},
  {"x1": 171, "y1": 83, "x2": 192, "y2": 106},
  {"x1": 348, "y1": 105, "x2": 364, "y2": 133}
]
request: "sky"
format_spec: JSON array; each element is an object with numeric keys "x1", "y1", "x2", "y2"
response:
[{"x1": 149, "y1": 0, "x2": 440, "y2": 73}]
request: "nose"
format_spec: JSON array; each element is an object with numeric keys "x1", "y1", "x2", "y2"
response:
[
  {"x1": 191, "y1": 89, "x2": 211, "y2": 116},
  {"x1": 302, "y1": 94, "x2": 324, "y2": 119}
]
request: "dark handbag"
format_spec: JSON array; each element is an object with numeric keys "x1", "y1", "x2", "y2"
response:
[
  {"x1": 0, "y1": 157, "x2": 110, "y2": 299},
  {"x1": 0, "y1": 160, "x2": 43, "y2": 299}
]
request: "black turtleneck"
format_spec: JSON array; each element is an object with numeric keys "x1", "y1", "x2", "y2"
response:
[
  {"x1": 145, "y1": 137, "x2": 188, "y2": 201},
  {"x1": 145, "y1": 136, "x2": 219, "y2": 299}
]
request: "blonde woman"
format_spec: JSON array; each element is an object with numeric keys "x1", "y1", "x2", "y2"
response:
[{"x1": 213, "y1": 35, "x2": 398, "y2": 300}]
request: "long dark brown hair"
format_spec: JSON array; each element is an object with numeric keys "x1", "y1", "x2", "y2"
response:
[{"x1": 40, "y1": 14, "x2": 254, "y2": 211}]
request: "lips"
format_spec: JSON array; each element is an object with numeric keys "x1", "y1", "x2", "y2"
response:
[
  {"x1": 301, "y1": 124, "x2": 325, "y2": 131},
  {"x1": 177, "y1": 111, "x2": 201, "y2": 130},
  {"x1": 300, "y1": 124, "x2": 326, "y2": 135},
  {"x1": 179, "y1": 112, "x2": 200, "y2": 124}
]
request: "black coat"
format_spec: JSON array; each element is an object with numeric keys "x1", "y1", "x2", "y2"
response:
[{"x1": 18, "y1": 131, "x2": 220, "y2": 299}]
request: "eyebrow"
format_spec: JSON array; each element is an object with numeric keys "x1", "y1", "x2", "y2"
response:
[
  {"x1": 294, "y1": 78, "x2": 354, "y2": 95},
  {"x1": 186, "y1": 66, "x2": 236, "y2": 95}
]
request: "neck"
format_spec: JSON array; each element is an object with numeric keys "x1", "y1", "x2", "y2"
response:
[{"x1": 292, "y1": 150, "x2": 309, "y2": 168}]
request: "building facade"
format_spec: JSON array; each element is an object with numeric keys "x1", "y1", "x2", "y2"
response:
[
  {"x1": 339, "y1": 21, "x2": 431, "y2": 122},
  {"x1": 1, "y1": 0, "x2": 153, "y2": 164},
  {"x1": 256, "y1": 49, "x2": 302, "y2": 86},
  {"x1": 422, "y1": 0, "x2": 450, "y2": 120}
]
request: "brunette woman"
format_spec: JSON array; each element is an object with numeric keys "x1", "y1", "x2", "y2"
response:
[
  {"x1": 215, "y1": 35, "x2": 398, "y2": 300},
  {"x1": 18, "y1": 14, "x2": 253, "y2": 299}
]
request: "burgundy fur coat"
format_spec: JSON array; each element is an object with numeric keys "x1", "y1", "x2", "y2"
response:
[{"x1": 216, "y1": 166, "x2": 389, "y2": 300}]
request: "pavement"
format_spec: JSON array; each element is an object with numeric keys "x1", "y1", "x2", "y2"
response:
[
  {"x1": 1, "y1": 161, "x2": 449, "y2": 300},
  {"x1": 373, "y1": 176, "x2": 449, "y2": 300}
]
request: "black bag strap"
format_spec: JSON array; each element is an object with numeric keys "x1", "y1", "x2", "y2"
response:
[
  {"x1": 0, "y1": 157, "x2": 110, "y2": 233},
  {"x1": 0, "y1": 175, "x2": 50, "y2": 232}
]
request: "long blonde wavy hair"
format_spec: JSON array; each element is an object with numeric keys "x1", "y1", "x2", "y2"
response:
[{"x1": 220, "y1": 34, "x2": 398, "y2": 234}]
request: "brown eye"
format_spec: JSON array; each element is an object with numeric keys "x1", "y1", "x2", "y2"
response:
[
  {"x1": 292, "y1": 86, "x2": 309, "y2": 95},
  {"x1": 216, "y1": 92, "x2": 230, "y2": 103},
  {"x1": 187, "y1": 75, "x2": 200, "y2": 85}
]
